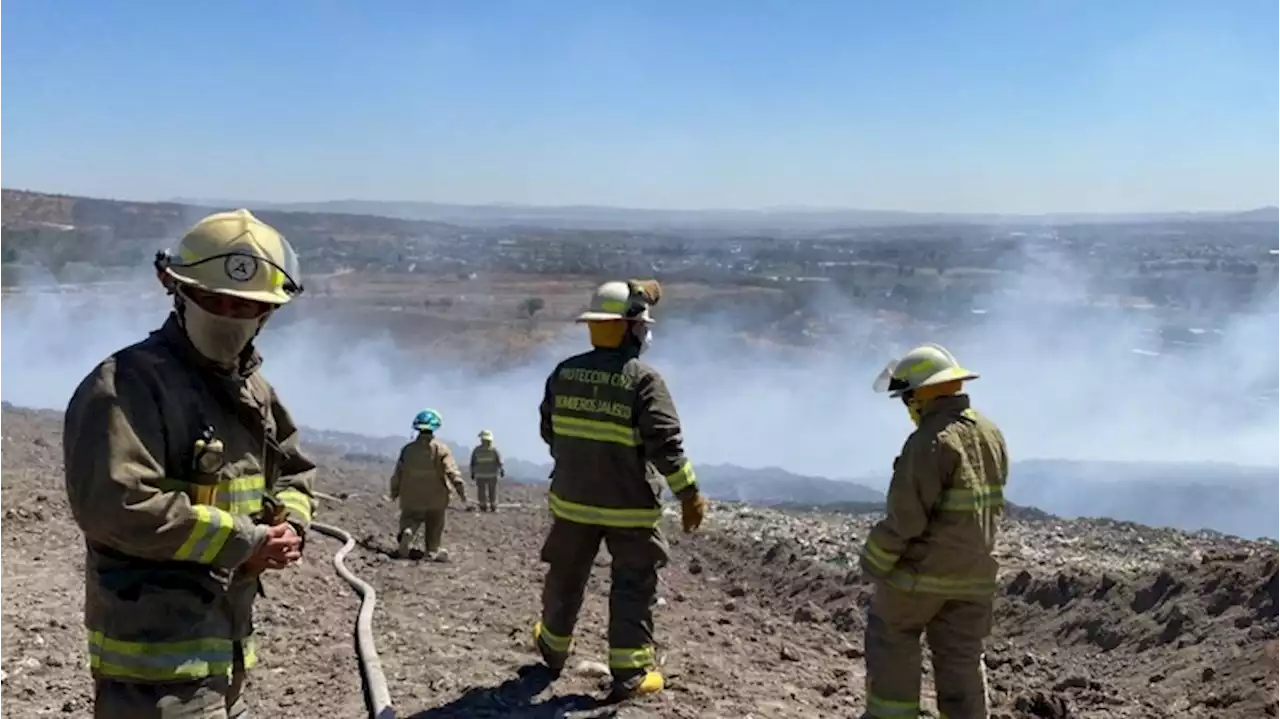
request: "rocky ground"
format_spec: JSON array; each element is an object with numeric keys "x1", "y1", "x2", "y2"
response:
[{"x1": 3, "y1": 405, "x2": 1277, "y2": 718}]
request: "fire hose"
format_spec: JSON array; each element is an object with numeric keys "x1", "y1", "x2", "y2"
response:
[{"x1": 310, "y1": 520, "x2": 396, "y2": 719}]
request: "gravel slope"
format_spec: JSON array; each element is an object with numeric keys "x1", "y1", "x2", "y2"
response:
[{"x1": 3, "y1": 405, "x2": 1276, "y2": 718}]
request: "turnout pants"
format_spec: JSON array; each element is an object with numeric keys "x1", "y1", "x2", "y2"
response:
[
  {"x1": 538, "y1": 518, "x2": 669, "y2": 681},
  {"x1": 93, "y1": 644, "x2": 250, "y2": 718},
  {"x1": 863, "y1": 583, "x2": 993, "y2": 719},
  {"x1": 476, "y1": 477, "x2": 499, "y2": 510},
  {"x1": 398, "y1": 508, "x2": 447, "y2": 556}
]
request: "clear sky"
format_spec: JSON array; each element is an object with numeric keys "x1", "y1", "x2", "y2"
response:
[{"x1": 2, "y1": 0, "x2": 1276, "y2": 213}]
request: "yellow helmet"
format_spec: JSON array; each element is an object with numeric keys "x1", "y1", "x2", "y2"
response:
[
  {"x1": 154, "y1": 209, "x2": 303, "y2": 305},
  {"x1": 873, "y1": 343, "x2": 978, "y2": 398},
  {"x1": 575, "y1": 279, "x2": 660, "y2": 323}
]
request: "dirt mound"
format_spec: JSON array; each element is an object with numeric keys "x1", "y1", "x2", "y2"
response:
[
  {"x1": 3, "y1": 405, "x2": 1276, "y2": 718},
  {"x1": 700, "y1": 504, "x2": 1279, "y2": 718}
]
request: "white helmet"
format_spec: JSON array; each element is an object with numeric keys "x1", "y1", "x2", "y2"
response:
[
  {"x1": 873, "y1": 343, "x2": 978, "y2": 398},
  {"x1": 154, "y1": 209, "x2": 303, "y2": 305},
  {"x1": 575, "y1": 279, "x2": 659, "y2": 323}
]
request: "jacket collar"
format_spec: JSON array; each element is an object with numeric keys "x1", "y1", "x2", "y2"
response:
[{"x1": 919, "y1": 393, "x2": 971, "y2": 422}]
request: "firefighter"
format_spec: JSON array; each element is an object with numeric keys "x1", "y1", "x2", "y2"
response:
[
  {"x1": 533, "y1": 279, "x2": 709, "y2": 702},
  {"x1": 470, "y1": 429, "x2": 505, "y2": 512},
  {"x1": 859, "y1": 343, "x2": 1009, "y2": 719},
  {"x1": 63, "y1": 209, "x2": 317, "y2": 719},
  {"x1": 389, "y1": 409, "x2": 468, "y2": 561}
]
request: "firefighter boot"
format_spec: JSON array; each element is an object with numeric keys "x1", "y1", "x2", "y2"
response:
[
  {"x1": 608, "y1": 670, "x2": 665, "y2": 702},
  {"x1": 532, "y1": 621, "x2": 569, "y2": 678}
]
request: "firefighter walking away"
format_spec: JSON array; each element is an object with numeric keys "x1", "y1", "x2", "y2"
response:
[
  {"x1": 390, "y1": 409, "x2": 469, "y2": 561},
  {"x1": 470, "y1": 429, "x2": 505, "y2": 512},
  {"x1": 860, "y1": 343, "x2": 1009, "y2": 719},
  {"x1": 533, "y1": 278, "x2": 709, "y2": 703},
  {"x1": 63, "y1": 209, "x2": 317, "y2": 718}
]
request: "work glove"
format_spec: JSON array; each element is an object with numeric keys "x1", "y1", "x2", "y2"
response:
[
  {"x1": 629, "y1": 279, "x2": 662, "y2": 306},
  {"x1": 680, "y1": 493, "x2": 708, "y2": 533}
]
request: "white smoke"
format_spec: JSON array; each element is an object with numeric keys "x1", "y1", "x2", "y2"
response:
[{"x1": 3, "y1": 244, "x2": 1276, "y2": 489}]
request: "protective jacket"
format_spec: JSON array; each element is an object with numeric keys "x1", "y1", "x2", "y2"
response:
[
  {"x1": 860, "y1": 394, "x2": 1008, "y2": 596},
  {"x1": 390, "y1": 434, "x2": 464, "y2": 511},
  {"x1": 538, "y1": 347, "x2": 697, "y2": 528},
  {"x1": 469, "y1": 444, "x2": 504, "y2": 480},
  {"x1": 62, "y1": 315, "x2": 316, "y2": 683}
]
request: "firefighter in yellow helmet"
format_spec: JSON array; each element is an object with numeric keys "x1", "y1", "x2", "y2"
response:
[
  {"x1": 533, "y1": 279, "x2": 709, "y2": 702},
  {"x1": 470, "y1": 429, "x2": 505, "y2": 512},
  {"x1": 63, "y1": 209, "x2": 317, "y2": 718},
  {"x1": 860, "y1": 343, "x2": 1009, "y2": 719}
]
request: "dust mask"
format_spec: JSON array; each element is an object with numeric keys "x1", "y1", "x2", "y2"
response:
[
  {"x1": 638, "y1": 327, "x2": 653, "y2": 356},
  {"x1": 179, "y1": 296, "x2": 265, "y2": 366}
]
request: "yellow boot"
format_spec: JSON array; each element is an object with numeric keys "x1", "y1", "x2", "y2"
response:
[{"x1": 609, "y1": 670, "x2": 665, "y2": 702}]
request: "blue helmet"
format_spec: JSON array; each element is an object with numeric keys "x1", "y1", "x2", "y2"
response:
[{"x1": 412, "y1": 409, "x2": 442, "y2": 432}]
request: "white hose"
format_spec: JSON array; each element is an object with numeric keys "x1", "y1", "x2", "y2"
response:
[{"x1": 311, "y1": 521, "x2": 396, "y2": 719}]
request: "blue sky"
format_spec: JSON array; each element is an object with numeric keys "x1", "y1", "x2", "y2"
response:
[{"x1": 3, "y1": 0, "x2": 1276, "y2": 212}]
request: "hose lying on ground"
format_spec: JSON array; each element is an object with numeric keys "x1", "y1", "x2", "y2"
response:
[{"x1": 310, "y1": 521, "x2": 397, "y2": 719}]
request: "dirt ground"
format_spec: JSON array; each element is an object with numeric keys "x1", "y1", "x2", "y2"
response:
[{"x1": 3, "y1": 405, "x2": 1277, "y2": 718}]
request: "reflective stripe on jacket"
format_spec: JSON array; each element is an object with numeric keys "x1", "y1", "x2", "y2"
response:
[
  {"x1": 63, "y1": 315, "x2": 317, "y2": 682},
  {"x1": 538, "y1": 347, "x2": 698, "y2": 527},
  {"x1": 859, "y1": 394, "x2": 1008, "y2": 596}
]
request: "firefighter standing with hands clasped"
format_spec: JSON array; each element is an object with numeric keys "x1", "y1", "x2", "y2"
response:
[{"x1": 63, "y1": 209, "x2": 317, "y2": 718}]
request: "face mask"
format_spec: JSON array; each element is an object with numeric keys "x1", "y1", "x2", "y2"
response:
[
  {"x1": 179, "y1": 297, "x2": 265, "y2": 366},
  {"x1": 903, "y1": 392, "x2": 922, "y2": 427}
]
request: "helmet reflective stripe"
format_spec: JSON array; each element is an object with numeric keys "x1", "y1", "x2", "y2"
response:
[
  {"x1": 576, "y1": 280, "x2": 655, "y2": 324},
  {"x1": 158, "y1": 209, "x2": 303, "y2": 305},
  {"x1": 872, "y1": 343, "x2": 978, "y2": 397}
]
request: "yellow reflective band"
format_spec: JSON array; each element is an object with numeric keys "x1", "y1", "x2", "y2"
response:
[
  {"x1": 218, "y1": 474, "x2": 266, "y2": 516},
  {"x1": 240, "y1": 636, "x2": 258, "y2": 670},
  {"x1": 600, "y1": 299, "x2": 626, "y2": 313},
  {"x1": 885, "y1": 571, "x2": 996, "y2": 596},
  {"x1": 87, "y1": 630, "x2": 237, "y2": 681},
  {"x1": 547, "y1": 492, "x2": 662, "y2": 529},
  {"x1": 551, "y1": 414, "x2": 640, "y2": 447},
  {"x1": 174, "y1": 505, "x2": 235, "y2": 564},
  {"x1": 275, "y1": 488, "x2": 314, "y2": 524},
  {"x1": 937, "y1": 484, "x2": 1004, "y2": 512},
  {"x1": 860, "y1": 538, "x2": 900, "y2": 573},
  {"x1": 664, "y1": 461, "x2": 696, "y2": 494},
  {"x1": 608, "y1": 646, "x2": 655, "y2": 670},
  {"x1": 537, "y1": 624, "x2": 572, "y2": 653},
  {"x1": 866, "y1": 692, "x2": 921, "y2": 718}
]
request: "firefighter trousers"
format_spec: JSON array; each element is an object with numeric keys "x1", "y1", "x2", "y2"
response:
[
  {"x1": 398, "y1": 508, "x2": 447, "y2": 555},
  {"x1": 538, "y1": 518, "x2": 669, "y2": 681},
  {"x1": 475, "y1": 477, "x2": 499, "y2": 510},
  {"x1": 93, "y1": 643, "x2": 249, "y2": 718},
  {"x1": 863, "y1": 583, "x2": 992, "y2": 719}
]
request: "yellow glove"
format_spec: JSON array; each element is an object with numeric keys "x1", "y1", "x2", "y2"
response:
[{"x1": 681, "y1": 493, "x2": 708, "y2": 533}]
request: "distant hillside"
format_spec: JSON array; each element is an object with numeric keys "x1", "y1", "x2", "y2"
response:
[
  {"x1": 1006, "y1": 459, "x2": 1278, "y2": 540},
  {"x1": 179, "y1": 195, "x2": 1280, "y2": 232}
]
